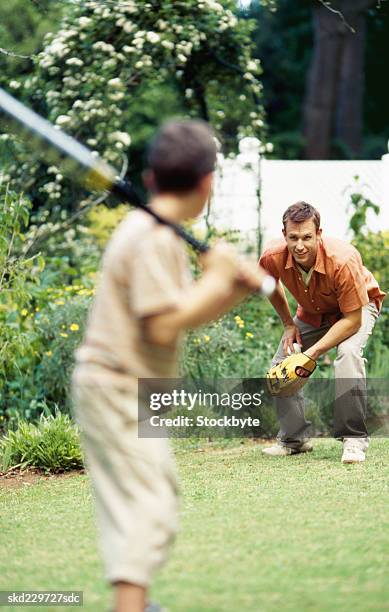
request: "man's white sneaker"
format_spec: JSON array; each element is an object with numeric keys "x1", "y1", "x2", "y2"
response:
[
  {"x1": 341, "y1": 438, "x2": 368, "y2": 464},
  {"x1": 262, "y1": 441, "x2": 313, "y2": 457}
]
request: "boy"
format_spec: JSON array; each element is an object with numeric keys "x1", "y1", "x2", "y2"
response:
[{"x1": 72, "y1": 120, "x2": 271, "y2": 612}]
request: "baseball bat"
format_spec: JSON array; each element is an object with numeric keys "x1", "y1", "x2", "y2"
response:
[{"x1": 0, "y1": 87, "x2": 276, "y2": 296}]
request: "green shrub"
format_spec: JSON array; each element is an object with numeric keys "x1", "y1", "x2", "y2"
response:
[
  {"x1": 0, "y1": 412, "x2": 83, "y2": 473},
  {"x1": 1, "y1": 292, "x2": 91, "y2": 424}
]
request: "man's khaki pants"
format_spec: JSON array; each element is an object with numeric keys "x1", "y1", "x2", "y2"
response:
[
  {"x1": 271, "y1": 302, "x2": 379, "y2": 449},
  {"x1": 72, "y1": 368, "x2": 179, "y2": 587}
]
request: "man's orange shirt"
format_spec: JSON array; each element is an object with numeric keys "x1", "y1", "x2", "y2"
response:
[{"x1": 259, "y1": 236, "x2": 386, "y2": 328}]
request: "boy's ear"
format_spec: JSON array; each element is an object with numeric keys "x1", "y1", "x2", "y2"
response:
[
  {"x1": 143, "y1": 169, "x2": 156, "y2": 192},
  {"x1": 198, "y1": 172, "x2": 213, "y2": 197}
]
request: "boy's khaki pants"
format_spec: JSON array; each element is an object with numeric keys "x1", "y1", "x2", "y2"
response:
[
  {"x1": 271, "y1": 302, "x2": 379, "y2": 449},
  {"x1": 72, "y1": 368, "x2": 178, "y2": 587}
]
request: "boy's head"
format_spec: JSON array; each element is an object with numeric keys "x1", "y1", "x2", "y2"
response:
[{"x1": 146, "y1": 119, "x2": 217, "y2": 195}]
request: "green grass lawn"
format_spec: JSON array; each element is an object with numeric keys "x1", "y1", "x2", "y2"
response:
[{"x1": 1, "y1": 439, "x2": 388, "y2": 612}]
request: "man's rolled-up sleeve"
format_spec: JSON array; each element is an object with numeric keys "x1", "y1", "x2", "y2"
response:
[
  {"x1": 335, "y1": 254, "x2": 369, "y2": 313},
  {"x1": 259, "y1": 252, "x2": 280, "y2": 281}
]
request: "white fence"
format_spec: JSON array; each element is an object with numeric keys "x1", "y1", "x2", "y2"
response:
[{"x1": 198, "y1": 138, "x2": 389, "y2": 249}]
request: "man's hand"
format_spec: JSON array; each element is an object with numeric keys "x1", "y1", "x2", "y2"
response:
[{"x1": 282, "y1": 324, "x2": 302, "y2": 356}]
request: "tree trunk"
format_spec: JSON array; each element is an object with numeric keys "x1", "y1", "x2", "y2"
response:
[
  {"x1": 335, "y1": 9, "x2": 366, "y2": 155},
  {"x1": 303, "y1": 5, "x2": 344, "y2": 159},
  {"x1": 303, "y1": 0, "x2": 374, "y2": 160}
]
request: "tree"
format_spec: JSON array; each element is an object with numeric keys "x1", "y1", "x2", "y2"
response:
[
  {"x1": 303, "y1": 0, "x2": 375, "y2": 159},
  {"x1": 0, "y1": 0, "x2": 62, "y2": 84},
  {"x1": 2, "y1": 0, "x2": 266, "y2": 215},
  {"x1": 242, "y1": 0, "x2": 389, "y2": 160}
]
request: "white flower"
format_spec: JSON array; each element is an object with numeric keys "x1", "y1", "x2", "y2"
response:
[
  {"x1": 47, "y1": 40, "x2": 69, "y2": 57},
  {"x1": 87, "y1": 138, "x2": 97, "y2": 146},
  {"x1": 108, "y1": 91, "x2": 125, "y2": 101},
  {"x1": 123, "y1": 45, "x2": 135, "y2": 53},
  {"x1": 135, "y1": 60, "x2": 144, "y2": 69},
  {"x1": 247, "y1": 60, "x2": 259, "y2": 72},
  {"x1": 146, "y1": 31, "x2": 160, "y2": 44},
  {"x1": 108, "y1": 78, "x2": 122, "y2": 87},
  {"x1": 55, "y1": 115, "x2": 71, "y2": 126},
  {"x1": 265, "y1": 142, "x2": 274, "y2": 152},
  {"x1": 102, "y1": 59, "x2": 117, "y2": 70},
  {"x1": 123, "y1": 22, "x2": 135, "y2": 33},
  {"x1": 93, "y1": 41, "x2": 115, "y2": 54},
  {"x1": 161, "y1": 40, "x2": 174, "y2": 50},
  {"x1": 177, "y1": 54, "x2": 187, "y2": 64},
  {"x1": 66, "y1": 57, "x2": 84, "y2": 67},
  {"x1": 185, "y1": 88, "x2": 193, "y2": 99},
  {"x1": 109, "y1": 131, "x2": 131, "y2": 147},
  {"x1": 9, "y1": 80, "x2": 21, "y2": 89},
  {"x1": 79, "y1": 16, "x2": 92, "y2": 28}
]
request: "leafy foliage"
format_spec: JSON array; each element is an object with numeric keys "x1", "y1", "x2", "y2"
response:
[
  {"x1": 0, "y1": 412, "x2": 83, "y2": 473},
  {"x1": 3, "y1": 0, "x2": 266, "y2": 215}
]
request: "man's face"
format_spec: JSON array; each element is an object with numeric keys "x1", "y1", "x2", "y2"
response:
[{"x1": 283, "y1": 218, "x2": 322, "y2": 269}]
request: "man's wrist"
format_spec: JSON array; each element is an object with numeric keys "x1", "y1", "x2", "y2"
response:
[
  {"x1": 282, "y1": 318, "x2": 294, "y2": 328},
  {"x1": 305, "y1": 346, "x2": 322, "y2": 361}
]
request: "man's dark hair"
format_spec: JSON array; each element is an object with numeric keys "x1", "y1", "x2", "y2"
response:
[
  {"x1": 147, "y1": 119, "x2": 217, "y2": 193},
  {"x1": 282, "y1": 201, "x2": 321, "y2": 230}
]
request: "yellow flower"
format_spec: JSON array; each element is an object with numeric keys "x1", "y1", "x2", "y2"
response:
[
  {"x1": 70, "y1": 323, "x2": 79, "y2": 331},
  {"x1": 35, "y1": 307, "x2": 40, "y2": 312},
  {"x1": 65, "y1": 286, "x2": 73, "y2": 292},
  {"x1": 203, "y1": 334, "x2": 210, "y2": 343},
  {"x1": 246, "y1": 332, "x2": 254, "y2": 339},
  {"x1": 56, "y1": 300, "x2": 65, "y2": 306},
  {"x1": 21, "y1": 309, "x2": 28, "y2": 317},
  {"x1": 60, "y1": 332, "x2": 68, "y2": 338},
  {"x1": 46, "y1": 350, "x2": 53, "y2": 357},
  {"x1": 234, "y1": 315, "x2": 242, "y2": 322}
]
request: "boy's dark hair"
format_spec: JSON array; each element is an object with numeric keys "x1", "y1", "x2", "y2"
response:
[
  {"x1": 282, "y1": 201, "x2": 321, "y2": 230},
  {"x1": 147, "y1": 119, "x2": 217, "y2": 193}
]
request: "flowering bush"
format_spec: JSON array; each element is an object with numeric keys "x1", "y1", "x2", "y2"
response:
[{"x1": 4, "y1": 0, "x2": 266, "y2": 214}]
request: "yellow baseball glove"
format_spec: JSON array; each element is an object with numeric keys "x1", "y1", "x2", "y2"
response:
[{"x1": 266, "y1": 352, "x2": 317, "y2": 398}]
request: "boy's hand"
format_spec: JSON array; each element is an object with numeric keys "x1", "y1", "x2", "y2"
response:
[
  {"x1": 236, "y1": 261, "x2": 268, "y2": 292},
  {"x1": 201, "y1": 243, "x2": 241, "y2": 284}
]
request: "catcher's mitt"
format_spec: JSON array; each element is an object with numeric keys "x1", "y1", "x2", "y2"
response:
[{"x1": 266, "y1": 352, "x2": 317, "y2": 397}]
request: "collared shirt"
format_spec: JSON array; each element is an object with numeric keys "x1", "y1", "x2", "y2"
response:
[
  {"x1": 259, "y1": 236, "x2": 386, "y2": 328},
  {"x1": 296, "y1": 264, "x2": 314, "y2": 286}
]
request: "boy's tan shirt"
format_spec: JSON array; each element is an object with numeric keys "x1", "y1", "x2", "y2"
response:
[{"x1": 73, "y1": 210, "x2": 191, "y2": 391}]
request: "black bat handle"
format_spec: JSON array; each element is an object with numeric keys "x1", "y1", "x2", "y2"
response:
[{"x1": 111, "y1": 178, "x2": 209, "y2": 253}]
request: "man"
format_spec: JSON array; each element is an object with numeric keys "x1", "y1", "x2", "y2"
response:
[
  {"x1": 259, "y1": 201, "x2": 386, "y2": 463},
  {"x1": 72, "y1": 120, "x2": 270, "y2": 612}
]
